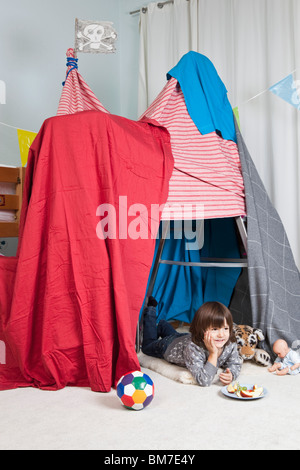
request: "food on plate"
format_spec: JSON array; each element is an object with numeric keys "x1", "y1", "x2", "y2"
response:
[
  {"x1": 227, "y1": 382, "x2": 238, "y2": 393},
  {"x1": 227, "y1": 382, "x2": 264, "y2": 398},
  {"x1": 251, "y1": 386, "x2": 264, "y2": 398},
  {"x1": 240, "y1": 389, "x2": 255, "y2": 398}
]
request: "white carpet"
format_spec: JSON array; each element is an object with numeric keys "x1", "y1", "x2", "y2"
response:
[{"x1": 1, "y1": 359, "x2": 300, "y2": 450}]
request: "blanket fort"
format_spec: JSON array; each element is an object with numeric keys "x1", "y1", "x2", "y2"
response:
[{"x1": 0, "y1": 110, "x2": 173, "y2": 392}]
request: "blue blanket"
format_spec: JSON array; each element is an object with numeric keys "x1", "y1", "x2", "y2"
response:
[
  {"x1": 167, "y1": 51, "x2": 236, "y2": 143},
  {"x1": 142, "y1": 219, "x2": 241, "y2": 324}
]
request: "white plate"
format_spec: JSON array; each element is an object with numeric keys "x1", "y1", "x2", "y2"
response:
[{"x1": 221, "y1": 383, "x2": 268, "y2": 400}]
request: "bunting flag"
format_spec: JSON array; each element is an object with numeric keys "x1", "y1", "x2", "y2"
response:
[
  {"x1": 17, "y1": 129, "x2": 37, "y2": 167},
  {"x1": 233, "y1": 107, "x2": 240, "y2": 129},
  {"x1": 269, "y1": 74, "x2": 300, "y2": 110}
]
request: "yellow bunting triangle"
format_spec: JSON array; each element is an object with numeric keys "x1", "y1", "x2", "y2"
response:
[
  {"x1": 233, "y1": 107, "x2": 240, "y2": 130},
  {"x1": 17, "y1": 129, "x2": 37, "y2": 167}
]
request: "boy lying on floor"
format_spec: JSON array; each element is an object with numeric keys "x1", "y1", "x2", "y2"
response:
[{"x1": 142, "y1": 297, "x2": 242, "y2": 387}]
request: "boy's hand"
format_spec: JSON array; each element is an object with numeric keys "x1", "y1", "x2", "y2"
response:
[
  {"x1": 204, "y1": 331, "x2": 219, "y2": 367},
  {"x1": 219, "y1": 368, "x2": 233, "y2": 385},
  {"x1": 204, "y1": 331, "x2": 219, "y2": 355}
]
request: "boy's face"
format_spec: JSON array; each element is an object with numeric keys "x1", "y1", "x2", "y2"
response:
[{"x1": 207, "y1": 320, "x2": 230, "y2": 349}]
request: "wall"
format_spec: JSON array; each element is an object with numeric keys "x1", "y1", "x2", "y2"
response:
[{"x1": 0, "y1": 0, "x2": 122, "y2": 166}]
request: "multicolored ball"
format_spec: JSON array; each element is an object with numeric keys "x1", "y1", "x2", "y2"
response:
[{"x1": 116, "y1": 370, "x2": 154, "y2": 411}]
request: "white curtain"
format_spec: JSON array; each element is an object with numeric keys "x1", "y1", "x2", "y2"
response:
[{"x1": 138, "y1": 0, "x2": 300, "y2": 268}]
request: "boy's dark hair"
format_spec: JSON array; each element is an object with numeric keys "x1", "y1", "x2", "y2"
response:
[{"x1": 189, "y1": 301, "x2": 236, "y2": 347}]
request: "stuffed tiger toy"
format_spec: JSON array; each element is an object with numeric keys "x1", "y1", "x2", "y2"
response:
[{"x1": 233, "y1": 324, "x2": 271, "y2": 367}]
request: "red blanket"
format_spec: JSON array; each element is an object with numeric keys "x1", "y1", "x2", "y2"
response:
[{"x1": 0, "y1": 110, "x2": 173, "y2": 392}]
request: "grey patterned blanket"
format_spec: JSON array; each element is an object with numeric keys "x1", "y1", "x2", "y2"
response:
[{"x1": 230, "y1": 122, "x2": 300, "y2": 358}]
